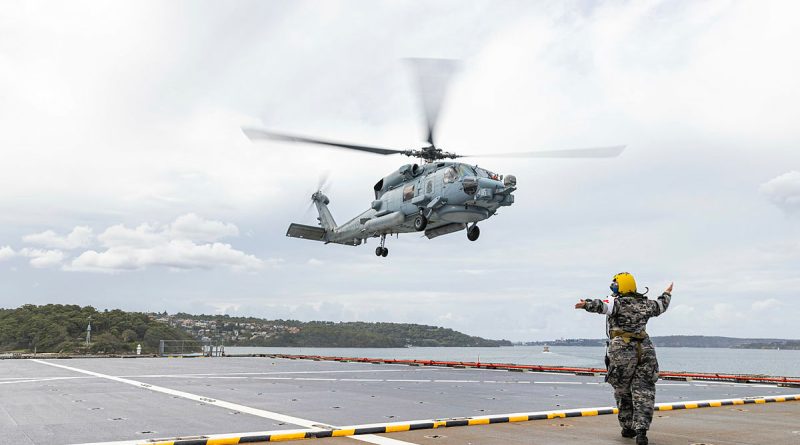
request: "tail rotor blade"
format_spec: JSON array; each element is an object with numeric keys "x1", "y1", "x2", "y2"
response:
[{"x1": 316, "y1": 171, "x2": 330, "y2": 193}]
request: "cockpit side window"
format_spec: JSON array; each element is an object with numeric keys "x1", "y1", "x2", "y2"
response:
[
  {"x1": 443, "y1": 167, "x2": 457, "y2": 184},
  {"x1": 457, "y1": 164, "x2": 475, "y2": 178}
]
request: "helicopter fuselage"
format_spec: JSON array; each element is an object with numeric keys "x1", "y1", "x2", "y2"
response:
[{"x1": 293, "y1": 161, "x2": 516, "y2": 248}]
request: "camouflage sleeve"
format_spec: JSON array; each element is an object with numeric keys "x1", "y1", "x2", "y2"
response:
[
  {"x1": 583, "y1": 298, "x2": 611, "y2": 314},
  {"x1": 647, "y1": 292, "x2": 672, "y2": 317}
]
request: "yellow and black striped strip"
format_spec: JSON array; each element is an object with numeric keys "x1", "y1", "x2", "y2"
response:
[
  {"x1": 140, "y1": 394, "x2": 800, "y2": 444},
  {"x1": 655, "y1": 394, "x2": 799, "y2": 411}
]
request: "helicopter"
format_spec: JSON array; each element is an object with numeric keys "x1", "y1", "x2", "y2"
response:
[{"x1": 243, "y1": 59, "x2": 624, "y2": 258}]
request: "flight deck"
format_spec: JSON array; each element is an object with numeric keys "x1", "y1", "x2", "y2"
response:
[{"x1": 0, "y1": 356, "x2": 797, "y2": 445}]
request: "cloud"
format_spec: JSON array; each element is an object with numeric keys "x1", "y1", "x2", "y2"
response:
[
  {"x1": 70, "y1": 241, "x2": 263, "y2": 272},
  {"x1": 761, "y1": 171, "x2": 800, "y2": 214},
  {"x1": 18, "y1": 248, "x2": 65, "y2": 268},
  {"x1": 170, "y1": 213, "x2": 239, "y2": 241},
  {"x1": 23, "y1": 226, "x2": 93, "y2": 249},
  {"x1": 0, "y1": 246, "x2": 16, "y2": 261},
  {"x1": 752, "y1": 298, "x2": 782, "y2": 312},
  {"x1": 710, "y1": 303, "x2": 744, "y2": 323},
  {"x1": 97, "y1": 223, "x2": 165, "y2": 249},
  {"x1": 67, "y1": 214, "x2": 265, "y2": 273}
]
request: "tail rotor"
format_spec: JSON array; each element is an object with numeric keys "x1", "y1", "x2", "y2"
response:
[{"x1": 304, "y1": 171, "x2": 332, "y2": 217}]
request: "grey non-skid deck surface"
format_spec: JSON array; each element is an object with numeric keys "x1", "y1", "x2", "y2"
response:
[{"x1": 0, "y1": 357, "x2": 792, "y2": 444}]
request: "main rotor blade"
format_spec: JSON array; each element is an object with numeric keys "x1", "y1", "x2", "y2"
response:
[
  {"x1": 462, "y1": 145, "x2": 626, "y2": 159},
  {"x1": 242, "y1": 127, "x2": 407, "y2": 156},
  {"x1": 406, "y1": 58, "x2": 459, "y2": 147}
]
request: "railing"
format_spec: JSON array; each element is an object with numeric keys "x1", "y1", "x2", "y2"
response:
[{"x1": 229, "y1": 353, "x2": 800, "y2": 386}]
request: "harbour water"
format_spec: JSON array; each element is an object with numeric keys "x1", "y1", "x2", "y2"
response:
[{"x1": 225, "y1": 345, "x2": 800, "y2": 377}]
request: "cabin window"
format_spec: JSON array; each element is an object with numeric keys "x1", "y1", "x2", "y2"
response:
[
  {"x1": 426, "y1": 180, "x2": 433, "y2": 194},
  {"x1": 403, "y1": 184, "x2": 414, "y2": 201},
  {"x1": 443, "y1": 167, "x2": 457, "y2": 184}
]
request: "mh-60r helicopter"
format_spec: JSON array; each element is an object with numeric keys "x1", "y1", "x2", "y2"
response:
[{"x1": 244, "y1": 59, "x2": 624, "y2": 258}]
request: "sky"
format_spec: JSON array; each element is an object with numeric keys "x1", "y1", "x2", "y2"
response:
[{"x1": 1, "y1": 0, "x2": 799, "y2": 342}]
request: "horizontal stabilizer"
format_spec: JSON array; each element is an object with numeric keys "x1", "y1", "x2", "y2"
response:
[{"x1": 286, "y1": 223, "x2": 326, "y2": 242}]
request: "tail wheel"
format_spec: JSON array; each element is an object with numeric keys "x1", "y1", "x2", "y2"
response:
[
  {"x1": 467, "y1": 225, "x2": 480, "y2": 241},
  {"x1": 414, "y1": 215, "x2": 428, "y2": 231}
]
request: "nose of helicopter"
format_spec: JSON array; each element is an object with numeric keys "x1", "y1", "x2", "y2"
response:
[{"x1": 461, "y1": 176, "x2": 507, "y2": 195}]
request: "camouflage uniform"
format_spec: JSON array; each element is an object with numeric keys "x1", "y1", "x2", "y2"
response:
[{"x1": 583, "y1": 291, "x2": 671, "y2": 432}]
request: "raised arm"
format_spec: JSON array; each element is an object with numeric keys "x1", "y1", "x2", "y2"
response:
[
  {"x1": 575, "y1": 298, "x2": 613, "y2": 315},
  {"x1": 646, "y1": 282, "x2": 673, "y2": 317}
]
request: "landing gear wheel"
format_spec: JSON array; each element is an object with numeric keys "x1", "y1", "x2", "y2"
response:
[
  {"x1": 376, "y1": 234, "x2": 388, "y2": 258},
  {"x1": 414, "y1": 215, "x2": 428, "y2": 231},
  {"x1": 467, "y1": 225, "x2": 480, "y2": 241}
]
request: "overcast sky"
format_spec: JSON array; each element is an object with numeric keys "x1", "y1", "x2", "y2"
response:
[{"x1": 1, "y1": 0, "x2": 799, "y2": 342}]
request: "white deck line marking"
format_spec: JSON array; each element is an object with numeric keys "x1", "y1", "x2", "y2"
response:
[
  {"x1": 385, "y1": 379, "x2": 430, "y2": 382},
  {"x1": 534, "y1": 381, "x2": 583, "y2": 385},
  {"x1": 353, "y1": 435, "x2": 421, "y2": 445},
  {"x1": 0, "y1": 376, "x2": 88, "y2": 385},
  {"x1": 341, "y1": 378, "x2": 385, "y2": 382},
  {"x1": 696, "y1": 381, "x2": 779, "y2": 388},
  {"x1": 0, "y1": 376, "x2": 72, "y2": 380},
  {"x1": 30, "y1": 360, "x2": 419, "y2": 445},
  {"x1": 122, "y1": 369, "x2": 410, "y2": 378},
  {"x1": 30, "y1": 359, "x2": 323, "y2": 429}
]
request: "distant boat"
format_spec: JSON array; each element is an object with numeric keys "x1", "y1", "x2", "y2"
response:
[{"x1": 542, "y1": 345, "x2": 551, "y2": 353}]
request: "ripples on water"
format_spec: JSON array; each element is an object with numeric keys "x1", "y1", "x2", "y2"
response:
[{"x1": 225, "y1": 346, "x2": 800, "y2": 377}]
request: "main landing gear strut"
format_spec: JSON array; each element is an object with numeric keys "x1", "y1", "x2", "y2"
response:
[{"x1": 375, "y1": 234, "x2": 388, "y2": 257}]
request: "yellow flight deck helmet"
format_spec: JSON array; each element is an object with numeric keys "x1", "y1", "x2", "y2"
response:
[{"x1": 610, "y1": 272, "x2": 637, "y2": 295}]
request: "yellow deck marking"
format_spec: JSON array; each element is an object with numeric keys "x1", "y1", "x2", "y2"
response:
[
  {"x1": 208, "y1": 438, "x2": 240, "y2": 445},
  {"x1": 269, "y1": 432, "x2": 307, "y2": 441}
]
